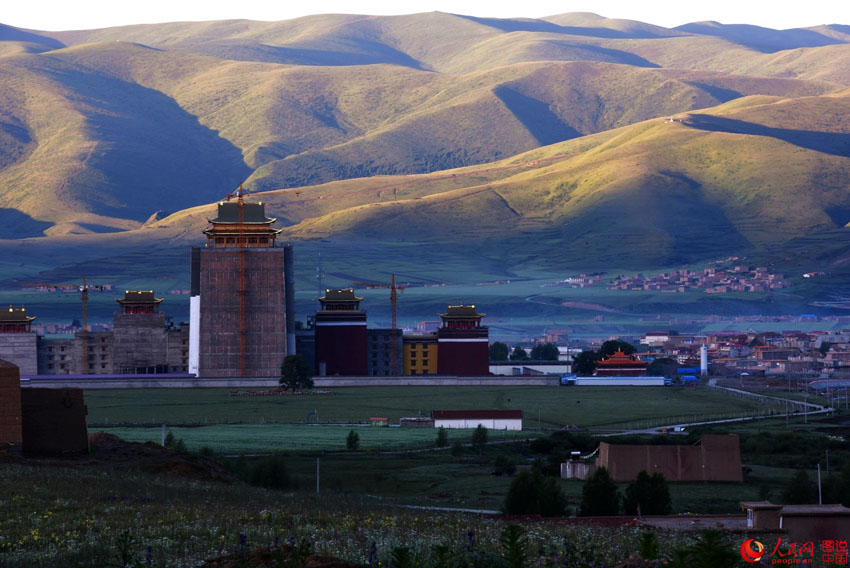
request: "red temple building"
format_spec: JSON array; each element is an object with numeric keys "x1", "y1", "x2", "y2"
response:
[
  {"x1": 0, "y1": 306, "x2": 34, "y2": 333},
  {"x1": 436, "y1": 302, "x2": 489, "y2": 376},
  {"x1": 314, "y1": 289, "x2": 368, "y2": 376},
  {"x1": 0, "y1": 307, "x2": 37, "y2": 374},
  {"x1": 190, "y1": 190, "x2": 294, "y2": 377},
  {"x1": 116, "y1": 291, "x2": 162, "y2": 314},
  {"x1": 594, "y1": 349, "x2": 648, "y2": 377}
]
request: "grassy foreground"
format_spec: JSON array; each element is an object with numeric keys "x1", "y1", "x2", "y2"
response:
[{"x1": 0, "y1": 457, "x2": 756, "y2": 568}]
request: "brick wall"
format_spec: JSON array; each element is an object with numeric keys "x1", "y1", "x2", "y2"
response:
[
  {"x1": 198, "y1": 248, "x2": 287, "y2": 377},
  {"x1": 0, "y1": 360, "x2": 22, "y2": 449}
]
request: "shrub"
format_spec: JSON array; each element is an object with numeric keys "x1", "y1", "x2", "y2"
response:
[
  {"x1": 580, "y1": 467, "x2": 620, "y2": 516},
  {"x1": 471, "y1": 424, "x2": 488, "y2": 449},
  {"x1": 242, "y1": 456, "x2": 292, "y2": 490},
  {"x1": 436, "y1": 426, "x2": 448, "y2": 448},
  {"x1": 503, "y1": 470, "x2": 567, "y2": 517},
  {"x1": 623, "y1": 470, "x2": 671, "y2": 515},
  {"x1": 346, "y1": 429, "x2": 360, "y2": 450},
  {"x1": 499, "y1": 524, "x2": 528, "y2": 568}
]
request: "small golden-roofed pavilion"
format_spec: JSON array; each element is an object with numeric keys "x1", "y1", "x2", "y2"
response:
[
  {"x1": 318, "y1": 289, "x2": 364, "y2": 312},
  {"x1": 439, "y1": 301, "x2": 485, "y2": 329},
  {"x1": 116, "y1": 290, "x2": 163, "y2": 314},
  {"x1": 202, "y1": 189, "x2": 281, "y2": 248},
  {"x1": 0, "y1": 306, "x2": 35, "y2": 332}
]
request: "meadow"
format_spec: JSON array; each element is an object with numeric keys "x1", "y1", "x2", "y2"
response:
[{"x1": 85, "y1": 385, "x2": 767, "y2": 430}]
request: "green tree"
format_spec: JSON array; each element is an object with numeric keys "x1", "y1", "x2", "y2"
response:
[
  {"x1": 346, "y1": 429, "x2": 360, "y2": 450},
  {"x1": 646, "y1": 357, "x2": 678, "y2": 377},
  {"x1": 580, "y1": 466, "x2": 620, "y2": 516},
  {"x1": 435, "y1": 426, "x2": 448, "y2": 448},
  {"x1": 530, "y1": 343, "x2": 560, "y2": 361},
  {"x1": 782, "y1": 468, "x2": 816, "y2": 504},
  {"x1": 600, "y1": 340, "x2": 636, "y2": 357},
  {"x1": 472, "y1": 424, "x2": 488, "y2": 449},
  {"x1": 623, "y1": 471, "x2": 672, "y2": 515},
  {"x1": 503, "y1": 470, "x2": 568, "y2": 517},
  {"x1": 489, "y1": 342, "x2": 509, "y2": 361},
  {"x1": 572, "y1": 350, "x2": 600, "y2": 375},
  {"x1": 509, "y1": 346, "x2": 529, "y2": 361},
  {"x1": 819, "y1": 341, "x2": 832, "y2": 356},
  {"x1": 280, "y1": 354, "x2": 314, "y2": 390}
]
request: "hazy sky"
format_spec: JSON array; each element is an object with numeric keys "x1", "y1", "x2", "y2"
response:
[{"x1": 4, "y1": 0, "x2": 850, "y2": 32}]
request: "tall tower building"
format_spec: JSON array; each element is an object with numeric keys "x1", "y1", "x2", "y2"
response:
[
  {"x1": 436, "y1": 302, "x2": 488, "y2": 376},
  {"x1": 189, "y1": 190, "x2": 294, "y2": 377},
  {"x1": 314, "y1": 289, "x2": 368, "y2": 376}
]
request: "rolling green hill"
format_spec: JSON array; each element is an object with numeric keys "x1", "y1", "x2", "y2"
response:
[{"x1": 1, "y1": 12, "x2": 850, "y2": 296}]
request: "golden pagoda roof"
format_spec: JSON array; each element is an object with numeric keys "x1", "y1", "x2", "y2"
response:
[
  {"x1": 319, "y1": 288, "x2": 364, "y2": 302},
  {"x1": 0, "y1": 305, "x2": 35, "y2": 322},
  {"x1": 440, "y1": 302, "x2": 484, "y2": 319}
]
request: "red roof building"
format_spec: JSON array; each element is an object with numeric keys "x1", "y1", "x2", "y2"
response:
[{"x1": 594, "y1": 349, "x2": 648, "y2": 377}]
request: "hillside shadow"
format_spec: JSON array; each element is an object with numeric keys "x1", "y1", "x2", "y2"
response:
[
  {"x1": 675, "y1": 23, "x2": 846, "y2": 53},
  {"x1": 0, "y1": 24, "x2": 64, "y2": 49},
  {"x1": 198, "y1": 39, "x2": 425, "y2": 69},
  {"x1": 493, "y1": 86, "x2": 581, "y2": 145},
  {"x1": 456, "y1": 14, "x2": 664, "y2": 39},
  {"x1": 0, "y1": 208, "x2": 52, "y2": 238},
  {"x1": 684, "y1": 114, "x2": 850, "y2": 158},
  {"x1": 42, "y1": 66, "x2": 252, "y2": 221},
  {"x1": 684, "y1": 82, "x2": 742, "y2": 103},
  {"x1": 544, "y1": 41, "x2": 659, "y2": 67}
]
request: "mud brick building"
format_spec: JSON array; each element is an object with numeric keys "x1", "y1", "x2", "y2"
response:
[
  {"x1": 597, "y1": 434, "x2": 743, "y2": 482},
  {"x1": 112, "y1": 291, "x2": 188, "y2": 374},
  {"x1": 190, "y1": 191, "x2": 293, "y2": 377},
  {"x1": 21, "y1": 388, "x2": 88, "y2": 454}
]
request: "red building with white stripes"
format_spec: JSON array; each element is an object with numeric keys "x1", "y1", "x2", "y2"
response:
[{"x1": 314, "y1": 289, "x2": 368, "y2": 376}]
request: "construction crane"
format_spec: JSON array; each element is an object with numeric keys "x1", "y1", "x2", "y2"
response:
[
  {"x1": 20, "y1": 277, "x2": 105, "y2": 373},
  {"x1": 352, "y1": 275, "x2": 406, "y2": 374},
  {"x1": 78, "y1": 276, "x2": 105, "y2": 374}
]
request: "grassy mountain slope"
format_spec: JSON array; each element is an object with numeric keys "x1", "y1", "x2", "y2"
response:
[
  {"x1": 0, "y1": 11, "x2": 849, "y2": 276},
  {"x1": 0, "y1": 34, "x2": 840, "y2": 233},
  {"x1": 130, "y1": 91, "x2": 850, "y2": 272}
]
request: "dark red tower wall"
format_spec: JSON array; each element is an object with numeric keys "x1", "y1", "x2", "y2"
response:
[
  {"x1": 0, "y1": 360, "x2": 22, "y2": 450},
  {"x1": 197, "y1": 247, "x2": 287, "y2": 377},
  {"x1": 315, "y1": 321, "x2": 368, "y2": 376},
  {"x1": 437, "y1": 329, "x2": 489, "y2": 375}
]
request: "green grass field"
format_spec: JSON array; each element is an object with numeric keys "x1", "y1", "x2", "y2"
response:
[
  {"x1": 85, "y1": 385, "x2": 764, "y2": 431},
  {"x1": 94, "y1": 423, "x2": 529, "y2": 453}
]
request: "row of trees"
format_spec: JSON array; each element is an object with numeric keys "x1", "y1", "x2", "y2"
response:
[
  {"x1": 489, "y1": 342, "x2": 559, "y2": 362},
  {"x1": 579, "y1": 467, "x2": 672, "y2": 516},
  {"x1": 503, "y1": 465, "x2": 671, "y2": 517}
]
